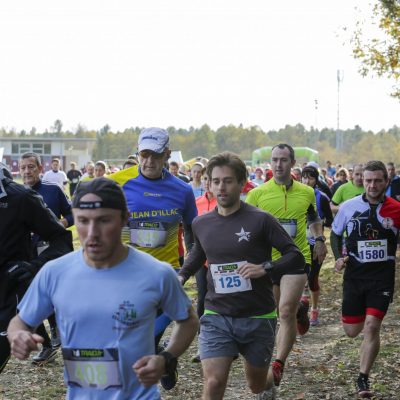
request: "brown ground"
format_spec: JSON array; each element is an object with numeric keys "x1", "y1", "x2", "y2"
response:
[{"x1": 1, "y1": 251, "x2": 399, "y2": 399}]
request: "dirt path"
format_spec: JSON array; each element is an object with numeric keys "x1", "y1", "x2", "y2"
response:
[{"x1": 1, "y1": 256, "x2": 399, "y2": 399}]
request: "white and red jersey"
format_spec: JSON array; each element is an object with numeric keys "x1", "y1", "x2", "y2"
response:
[{"x1": 332, "y1": 194, "x2": 400, "y2": 281}]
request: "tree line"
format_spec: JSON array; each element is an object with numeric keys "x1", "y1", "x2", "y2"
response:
[{"x1": 2, "y1": 122, "x2": 400, "y2": 165}]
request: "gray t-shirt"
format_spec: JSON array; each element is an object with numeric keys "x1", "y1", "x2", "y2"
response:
[{"x1": 180, "y1": 202, "x2": 303, "y2": 317}]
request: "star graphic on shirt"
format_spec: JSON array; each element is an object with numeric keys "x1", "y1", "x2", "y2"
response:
[{"x1": 235, "y1": 227, "x2": 250, "y2": 242}]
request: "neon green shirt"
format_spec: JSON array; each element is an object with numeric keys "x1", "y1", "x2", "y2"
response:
[
  {"x1": 331, "y1": 181, "x2": 364, "y2": 205},
  {"x1": 246, "y1": 179, "x2": 317, "y2": 264}
]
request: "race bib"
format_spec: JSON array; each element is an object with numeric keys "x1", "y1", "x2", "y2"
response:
[
  {"x1": 129, "y1": 220, "x2": 168, "y2": 248},
  {"x1": 62, "y1": 348, "x2": 121, "y2": 390},
  {"x1": 278, "y1": 218, "x2": 297, "y2": 238},
  {"x1": 357, "y1": 239, "x2": 388, "y2": 263},
  {"x1": 72, "y1": 178, "x2": 79, "y2": 183},
  {"x1": 210, "y1": 261, "x2": 252, "y2": 294}
]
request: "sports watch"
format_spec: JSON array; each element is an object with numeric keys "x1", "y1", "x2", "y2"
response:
[
  {"x1": 262, "y1": 261, "x2": 274, "y2": 273},
  {"x1": 159, "y1": 351, "x2": 178, "y2": 375}
]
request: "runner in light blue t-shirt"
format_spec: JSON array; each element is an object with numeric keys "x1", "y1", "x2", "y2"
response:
[{"x1": 7, "y1": 178, "x2": 198, "y2": 400}]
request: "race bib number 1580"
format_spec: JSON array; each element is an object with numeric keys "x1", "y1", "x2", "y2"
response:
[{"x1": 357, "y1": 239, "x2": 388, "y2": 263}]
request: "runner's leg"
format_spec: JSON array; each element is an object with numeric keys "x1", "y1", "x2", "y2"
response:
[
  {"x1": 202, "y1": 357, "x2": 233, "y2": 400},
  {"x1": 244, "y1": 362, "x2": 271, "y2": 393},
  {"x1": 359, "y1": 315, "x2": 382, "y2": 375},
  {"x1": 275, "y1": 274, "x2": 307, "y2": 362}
]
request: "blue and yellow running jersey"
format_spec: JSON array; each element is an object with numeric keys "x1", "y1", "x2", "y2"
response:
[{"x1": 109, "y1": 165, "x2": 197, "y2": 269}]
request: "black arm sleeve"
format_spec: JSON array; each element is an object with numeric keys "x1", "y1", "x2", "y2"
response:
[
  {"x1": 59, "y1": 189, "x2": 74, "y2": 227},
  {"x1": 306, "y1": 203, "x2": 321, "y2": 225},
  {"x1": 183, "y1": 223, "x2": 194, "y2": 252},
  {"x1": 268, "y1": 215, "x2": 306, "y2": 275},
  {"x1": 179, "y1": 233, "x2": 207, "y2": 284},
  {"x1": 317, "y1": 181, "x2": 332, "y2": 199},
  {"x1": 270, "y1": 249, "x2": 305, "y2": 275},
  {"x1": 330, "y1": 230, "x2": 343, "y2": 261},
  {"x1": 321, "y1": 195, "x2": 333, "y2": 228},
  {"x1": 23, "y1": 189, "x2": 73, "y2": 271}
]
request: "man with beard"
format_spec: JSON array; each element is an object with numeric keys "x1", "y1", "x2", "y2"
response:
[{"x1": 331, "y1": 161, "x2": 400, "y2": 399}]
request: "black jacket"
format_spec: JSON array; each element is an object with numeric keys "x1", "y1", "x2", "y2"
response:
[
  {"x1": 389, "y1": 178, "x2": 400, "y2": 201},
  {"x1": 0, "y1": 176, "x2": 73, "y2": 308}
]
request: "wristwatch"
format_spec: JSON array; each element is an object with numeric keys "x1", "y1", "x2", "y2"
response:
[
  {"x1": 159, "y1": 351, "x2": 178, "y2": 375},
  {"x1": 262, "y1": 261, "x2": 274, "y2": 273},
  {"x1": 315, "y1": 236, "x2": 326, "y2": 243}
]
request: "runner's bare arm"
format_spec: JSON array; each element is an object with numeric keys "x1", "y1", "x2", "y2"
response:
[{"x1": 7, "y1": 315, "x2": 44, "y2": 360}]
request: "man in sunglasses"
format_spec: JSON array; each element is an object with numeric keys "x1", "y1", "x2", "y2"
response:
[{"x1": 108, "y1": 127, "x2": 197, "y2": 390}]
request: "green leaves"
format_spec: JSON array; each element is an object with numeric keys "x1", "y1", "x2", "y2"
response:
[{"x1": 352, "y1": 1, "x2": 400, "y2": 98}]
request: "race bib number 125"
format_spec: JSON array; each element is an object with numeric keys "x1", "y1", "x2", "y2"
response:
[{"x1": 210, "y1": 261, "x2": 252, "y2": 294}]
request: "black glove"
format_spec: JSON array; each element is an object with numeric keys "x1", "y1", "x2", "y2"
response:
[{"x1": 7, "y1": 261, "x2": 37, "y2": 284}]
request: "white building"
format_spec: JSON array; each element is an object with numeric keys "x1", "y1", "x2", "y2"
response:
[{"x1": 0, "y1": 136, "x2": 96, "y2": 175}]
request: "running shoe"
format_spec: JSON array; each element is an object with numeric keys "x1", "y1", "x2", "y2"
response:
[
  {"x1": 50, "y1": 327, "x2": 61, "y2": 349},
  {"x1": 310, "y1": 309, "x2": 319, "y2": 327},
  {"x1": 191, "y1": 353, "x2": 201, "y2": 363},
  {"x1": 32, "y1": 347, "x2": 58, "y2": 365},
  {"x1": 296, "y1": 299, "x2": 310, "y2": 335},
  {"x1": 271, "y1": 360, "x2": 284, "y2": 387},
  {"x1": 256, "y1": 385, "x2": 276, "y2": 400},
  {"x1": 357, "y1": 375, "x2": 372, "y2": 398}
]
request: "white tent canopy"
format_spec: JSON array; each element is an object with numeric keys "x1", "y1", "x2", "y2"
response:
[{"x1": 170, "y1": 150, "x2": 184, "y2": 164}]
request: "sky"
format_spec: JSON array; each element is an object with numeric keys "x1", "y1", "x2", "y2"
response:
[{"x1": 0, "y1": 0, "x2": 398, "y2": 134}]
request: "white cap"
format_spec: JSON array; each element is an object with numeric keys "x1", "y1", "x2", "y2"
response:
[{"x1": 138, "y1": 127, "x2": 170, "y2": 153}]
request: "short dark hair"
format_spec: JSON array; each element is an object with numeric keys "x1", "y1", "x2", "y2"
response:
[
  {"x1": 271, "y1": 144, "x2": 295, "y2": 161},
  {"x1": 364, "y1": 160, "x2": 388, "y2": 180},
  {"x1": 206, "y1": 152, "x2": 247, "y2": 184},
  {"x1": 20, "y1": 152, "x2": 42, "y2": 167},
  {"x1": 169, "y1": 161, "x2": 179, "y2": 168}
]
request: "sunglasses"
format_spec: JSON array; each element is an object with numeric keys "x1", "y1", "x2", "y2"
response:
[{"x1": 139, "y1": 150, "x2": 166, "y2": 159}]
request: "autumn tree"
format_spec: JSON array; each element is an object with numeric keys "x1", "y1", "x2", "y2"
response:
[{"x1": 352, "y1": 0, "x2": 400, "y2": 98}]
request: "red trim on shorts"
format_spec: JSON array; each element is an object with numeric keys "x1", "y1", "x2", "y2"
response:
[
  {"x1": 342, "y1": 315, "x2": 365, "y2": 324},
  {"x1": 366, "y1": 307, "x2": 385, "y2": 320}
]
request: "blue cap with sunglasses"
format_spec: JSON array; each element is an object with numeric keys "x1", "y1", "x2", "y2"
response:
[{"x1": 138, "y1": 127, "x2": 170, "y2": 153}]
